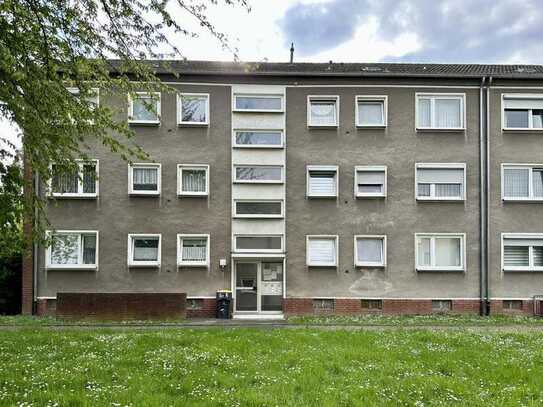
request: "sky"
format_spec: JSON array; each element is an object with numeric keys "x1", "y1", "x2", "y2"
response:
[{"x1": 3, "y1": 0, "x2": 543, "y2": 159}]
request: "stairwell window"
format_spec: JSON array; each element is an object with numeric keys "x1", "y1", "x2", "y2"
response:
[
  {"x1": 307, "y1": 165, "x2": 338, "y2": 198},
  {"x1": 128, "y1": 92, "x2": 161, "y2": 125},
  {"x1": 235, "y1": 235, "x2": 283, "y2": 252},
  {"x1": 128, "y1": 234, "x2": 161, "y2": 267},
  {"x1": 355, "y1": 166, "x2": 386, "y2": 198},
  {"x1": 416, "y1": 93, "x2": 465, "y2": 130},
  {"x1": 308, "y1": 96, "x2": 339, "y2": 127},
  {"x1": 502, "y1": 234, "x2": 543, "y2": 272},
  {"x1": 177, "y1": 234, "x2": 209, "y2": 267},
  {"x1": 355, "y1": 235, "x2": 386, "y2": 267},
  {"x1": 502, "y1": 164, "x2": 543, "y2": 201},
  {"x1": 233, "y1": 130, "x2": 283, "y2": 148},
  {"x1": 307, "y1": 235, "x2": 338, "y2": 267},
  {"x1": 233, "y1": 94, "x2": 283, "y2": 112},
  {"x1": 50, "y1": 160, "x2": 98, "y2": 198},
  {"x1": 356, "y1": 96, "x2": 387, "y2": 127},
  {"x1": 416, "y1": 163, "x2": 466, "y2": 201},
  {"x1": 46, "y1": 231, "x2": 98, "y2": 270},
  {"x1": 178, "y1": 93, "x2": 209, "y2": 125},
  {"x1": 234, "y1": 165, "x2": 283, "y2": 183},
  {"x1": 234, "y1": 200, "x2": 283, "y2": 218},
  {"x1": 415, "y1": 233, "x2": 465, "y2": 272},
  {"x1": 502, "y1": 94, "x2": 543, "y2": 130},
  {"x1": 129, "y1": 164, "x2": 161, "y2": 196},
  {"x1": 178, "y1": 165, "x2": 209, "y2": 196}
]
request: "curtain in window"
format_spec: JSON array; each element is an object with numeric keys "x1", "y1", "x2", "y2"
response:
[
  {"x1": 504, "y1": 168, "x2": 529, "y2": 197},
  {"x1": 533, "y1": 170, "x2": 543, "y2": 197},
  {"x1": 182, "y1": 238, "x2": 207, "y2": 261},
  {"x1": 358, "y1": 102, "x2": 383, "y2": 125},
  {"x1": 133, "y1": 97, "x2": 157, "y2": 121},
  {"x1": 357, "y1": 238, "x2": 383, "y2": 263},
  {"x1": 82, "y1": 234, "x2": 96, "y2": 264},
  {"x1": 435, "y1": 238, "x2": 461, "y2": 267},
  {"x1": 52, "y1": 166, "x2": 78, "y2": 193},
  {"x1": 309, "y1": 171, "x2": 336, "y2": 195},
  {"x1": 133, "y1": 168, "x2": 158, "y2": 190},
  {"x1": 435, "y1": 184, "x2": 462, "y2": 197},
  {"x1": 435, "y1": 99, "x2": 461, "y2": 128},
  {"x1": 309, "y1": 239, "x2": 336, "y2": 264},
  {"x1": 310, "y1": 102, "x2": 336, "y2": 125},
  {"x1": 182, "y1": 96, "x2": 207, "y2": 122},
  {"x1": 417, "y1": 98, "x2": 431, "y2": 127},
  {"x1": 182, "y1": 169, "x2": 206, "y2": 192},
  {"x1": 417, "y1": 238, "x2": 431, "y2": 266},
  {"x1": 133, "y1": 238, "x2": 159, "y2": 261},
  {"x1": 532, "y1": 110, "x2": 543, "y2": 128},
  {"x1": 504, "y1": 245, "x2": 529, "y2": 267},
  {"x1": 51, "y1": 234, "x2": 79, "y2": 264},
  {"x1": 357, "y1": 171, "x2": 384, "y2": 194},
  {"x1": 82, "y1": 164, "x2": 96, "y2": 194}
]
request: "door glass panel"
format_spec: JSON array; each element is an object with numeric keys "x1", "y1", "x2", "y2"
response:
[
  {"x1": 261, "y1": 263, "x2": 283, "y2": 311},
  {"x1": 235, "y1": 263, "x2": 257, "y2": 311}
]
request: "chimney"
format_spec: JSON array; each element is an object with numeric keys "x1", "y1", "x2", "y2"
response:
[{"x1": 290, "y1": 43, "x2": 295, "y2": 63}]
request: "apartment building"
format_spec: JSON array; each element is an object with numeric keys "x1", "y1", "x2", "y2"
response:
[{"x1": 24, "y1": 61, "x2": 543, "y2": 318}]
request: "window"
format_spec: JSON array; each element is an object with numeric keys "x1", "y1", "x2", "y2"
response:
[
  {"x1": 415, "y1": 233, "x2": 465, "y2": 271},
  {"x1": 307, "y1": 165, "x2": 338, "y2": 198},
  {"x1": 233, "y1": 94, "x2": 283, "y2": 112},
  {"x1": 233, "y1": 200, "x2": 283, "y2": 218},
  {"x1": 178, "y1": 93, "x2": 209, "y2": 125},
  {"x1": 502, "y1": 164, "x2": 543, "y2": 201},
  {"x1": 313, "y1": 299, "x2": 334, "y2": 312},
  {"x1": 128, "y1": 92, "x2": 160, "y2": 124},
  {"x1": 127, "y1": 234, "x2": 161, "y2": 267},
  {"x1": 416, "y1": 163, "x2": 466, "y2": 201},
  {"x1": 503, "y1": 300, "x2": 523, "y2": 311},
  {"x1": 46, "y1": 231, "x2": 98, "y2": 270},
  {"x1": 187, "y1": 299, "x2": 204, "y2": 310},
  {"x1": 432, "y1": 300, "x2": 452, "y2": 312},
  {"x1": 67, "y1": 87, "x2": 99, "y2": 108},
  {"x1": 355, "y1": 166, "x2": 386, "y2": 198},
  {"x1": 361, "y1": 299, "x2": 383, "y2": 310},
  {"x1": 308, "y1": 96, "x2": 339, "y2": 127},
  {"x1": 177, "y1": 234, "x2": 209, "y2": 267},
  {"x1": 234, "y1": 165, "x2": 283, "y2": 183},
  {"x1": 502, "y1": 94, "x2": 543, "y2": 130},
  {"x1": 178, "y1": 164, "x2": 209, "y2": 196},
  {"x1": 128, "y1": 164, "x2": 161, "y2": 196},
  {"x1": 502, "y1": 234, "x2": 543, "y2": 272},
  {"x1": 355, "y1": 235, "x2": 386, "y2": 267},
  {"x1": 416, "y1": 93, "x2": 465, "y2": 130},
  {"x1": 307, "y1": 235, "x2": 338, "y2": 267},
  {"x1": 356, "y1": 96, "x2": 387, "y2": 127},
  {"x1": 50, "y1": 160, "x2": 98, "y2": 198},
  {"x1": 235, "y1": 235, "x2": 283, "y2": 252},
  {"x1": 233, "y1": 130, "x2": 283, "y2": 148}
]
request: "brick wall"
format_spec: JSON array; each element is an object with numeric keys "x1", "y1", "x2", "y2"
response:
[
  {"x1": 36, "y1": 298, "x2": 56, "y2": 316},
  {"x1": 56, "y1": 293, "x2": 186, "y2": 321},
  {"x1": 186, "y1": 298, "x2": 217, "y2": 318}
]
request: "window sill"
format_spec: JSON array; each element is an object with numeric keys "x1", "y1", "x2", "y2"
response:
[
  {"x1": 356, "y1": 263, "x2": 386, "y2": 268},
  {"x1": 128, "y1": 262, "x2": 161, "y2": 268},
  {"x1": 356, "y1": 194, "x2": 386, "y2": 199},
  {"x1": 307, "y1": 263, "x2": 337, "y2": 268},
  {"x1": 502, "y1": 198, "x2": 543, "y2": 203},
  {"x1": 46, "y1": 265, "x2": 97, "y2": 271},
  {"x1": 307, "y1": 194, "x2": 338, "y2": 199},
  {"x1": 356, "y1": 124, "x2": 387, "y2": 129},
  {"x1": 178, "y1": 122, "x2": 209, "y2": 127},
  {"x1": 128, "y1": 120, "x2": 160, "y2": 126},
  {"x1": 416, "y1": 127, "x2": 465, "y2": 132},
  {"x1": 178, "y1": 193, "x2": 208, "y2": 198},
  {"x1": 417, "y1": 197, "x2": 464, "y2": 202},
  {"x1": 232, "y1": 109, "x2": 283, "y2": 114},
  {"x1": 233, "y1": 145, "x2": 284, "y2": 149},
  {"x1": 233, "y1": 215, "x2": 284, "y2": 219},
  {"x1": 49, "y1": 194, "x2": 98, "y2": 199},
  {"x1": 129, "y1": 192, "x2": 160, "y2": 197},
  {"x1": 308, "y1": 124, "x2": 338, "y2": 129},
  {"x1": 233, "y1": 180, "x2": 284, "y2": 185},
  {"x1": 178, "y1": 262, "x2": 209, "y2": 268},
  {"x1": 416, "y1": 267, "x2": 464, "y2": 273}
]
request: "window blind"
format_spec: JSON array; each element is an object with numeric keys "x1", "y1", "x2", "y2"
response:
[
  {"x1": 356, "y1": 238, "x2": 383, "y2": 263},
  {"x1": 309, "y1": 171, "x2": 336, "y2": 195},
  {"x1": 503, "y1": 168, "x2": 529, "y2": 197},
  {"x1": 309, "y1": 239, "x2": 336, "y2": 264}
]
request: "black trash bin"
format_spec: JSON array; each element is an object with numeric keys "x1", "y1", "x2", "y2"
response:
[{"x1": 216, "y1": 290, "x2": 232, "y2": 319}]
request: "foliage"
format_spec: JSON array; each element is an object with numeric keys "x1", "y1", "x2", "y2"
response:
[
  {"x1": 0, "y1": 328, "x2": 543, "y2": 405},
  {"x1": 0, "y1": 0, "x2": 249, "y2": 243}
]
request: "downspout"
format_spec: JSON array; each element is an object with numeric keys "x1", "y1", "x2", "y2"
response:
[
  {"x1": 485, "y1": 77, "x2": 493, "y2": 315},
  {"x1": 479, "y1": 76, "x2": 487, "y2": 316}
]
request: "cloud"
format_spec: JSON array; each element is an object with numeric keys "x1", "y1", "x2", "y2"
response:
[{"x1": 279, "y1": 0, "x2": 543, "y2": 63}]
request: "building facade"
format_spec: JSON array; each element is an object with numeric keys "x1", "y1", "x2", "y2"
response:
[{"x1": 26, "y1": 61, "x2": 543, "y2": 318}]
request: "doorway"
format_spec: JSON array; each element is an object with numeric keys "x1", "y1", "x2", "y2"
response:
[{"x1": 234, "y1": 261, "x2": 283, "y2": 314}]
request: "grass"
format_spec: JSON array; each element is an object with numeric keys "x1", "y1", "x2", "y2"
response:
[{"x1": 1, "y1": 327, "x2": 543, "y2": 405}]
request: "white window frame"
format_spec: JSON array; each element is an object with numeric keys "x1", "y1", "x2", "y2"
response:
[
  {"x1": 128, "y1": 163, "x2": 161, "y2": 196},
  {"x1": 355, "y1": 95, "x2": 387, "y2": 128},
  {"x1": 354, "y1": 165, "x2": 387, "y2": 198},
  {"x1": 45, "y1": 230, "x2": 99, "y2": 270},
  {"x1": 307, "y1": 95, "x2": 340, "y2": 128},
  {"x1": 306, "y1": 235, "x2": 339, "y2": 267},
  {"x1": 415, "y1": 93, "x2": 465, "y2": 131},
  {"x1": 501, "y1": 93, "x2": 543, "y2": 131},
  {"x1": 354, "y1": 235, "x2": 387, "y2": 267},
  {"x1": 232, "y1": 94, "x2": 284, "y2": 113},
  {"x1": 232, "y1": 129, "x2": 284, "y2": 149},
  {"x1": 306, "y1": 165, "x2": 339, "y2": 198},
  {"x1": 127, "y1": 233, "x2": 161, "y2": 268},
  {"x1": 415, "y1": 163, "x2": 466, "y2": 201},
  {"x1": 49, "y1": 159, "x2": 99, "y2": 199},
  {"x1": 501, "y1": 233, "x2": 543, "y2": 272},
  {"x1": 66, "y1": 87, "x2": 100, "y2": 107},
  {"x1": 415, "y1": 233, "x2": 465, "y2": 272},
  {"x1": 233, "y1": 165, "x2": 284, "y2": 184},
  {"x1": 177, "y1": 164, "x2": 209, "y2": 197},
  {"x1": 177, "y1": 234, "x2": 210, "y2": 267},
  {"x1": 233, "y1": 199, "x2": 284, "y2": 219},
  {"x1": 501, "y1": 163, "x2": 543, "y2": 202},
  {"x1": 128, "y1": 92, "x2": 161, "y2": 125},
  {"x1": 234, "y1": 235, "x2": 284, "y2": 253},
  {"x1": 177, "y1": 93, "x2": 209, "y2": 126}
]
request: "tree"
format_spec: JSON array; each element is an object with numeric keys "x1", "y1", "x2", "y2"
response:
[{"x1": 0, "y1": 0, "x2": 249, "y2": 244}]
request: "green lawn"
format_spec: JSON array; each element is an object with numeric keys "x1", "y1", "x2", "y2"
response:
[{"x1": 1, "y1": 328, "x2": 543, "y2": 406}]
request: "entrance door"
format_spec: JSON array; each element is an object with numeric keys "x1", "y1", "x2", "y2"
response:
[{"x1": 235, "y1": 261, "x2": 283, "y2": 313}]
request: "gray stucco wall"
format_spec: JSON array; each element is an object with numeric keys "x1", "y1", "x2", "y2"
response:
[
  {"x1": 38, "y1": 84, "x2": 232, "y2": 297},
  {"x1": 285, "y1": 85, "x2": 481, "y2": 298}
]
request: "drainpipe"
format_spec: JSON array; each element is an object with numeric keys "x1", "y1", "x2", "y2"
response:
[
  {"x1": 485, "y1": 77, "x2": 493, "y2": 315},
  {"x1": 479, "y1": 76, "x2": 487, "y2": 316}
]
